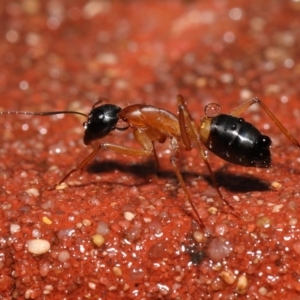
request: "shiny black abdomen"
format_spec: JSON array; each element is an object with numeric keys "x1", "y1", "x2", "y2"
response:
[{"x1": 206, "y1": 114, "x2": 272, "y2": 167}]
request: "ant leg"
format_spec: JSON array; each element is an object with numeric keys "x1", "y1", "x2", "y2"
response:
[
  {"x1": 198, "y1": 148, "x2": 237, "y2": 214},
  {"x1": 177, "y1": 95, "x2": 237, "y2": 213},
  {"x1": 230, "y1": 97, "x2": 300, "y2": 149},
  {"x1": 135, "y1": 125, "x2": 205, "y2": 227},
  {"x1": 170, "y1": 139, "x2": 205, "y2": 228},
  {"x1": 177, "y1": 95, "x2": 195, "y2": 150},
  {"x1": 49, "y1": 145, "x2": 101, "y2": 190},
  {"x1": 47, "y1": 145, "x2": 106, "y2": 189},
  {"x1": 48, "y1": 142, "x2": 153, "y2": 190},
  {"x1": 134, "y1": 128, "x2": 204, "y2": 226},
  {"x1": 53, "y1": 128, "x2": 159, "y2": 190},
  {"x1": 152, "y1": 142, "x2": 160, "y2": 169},
  {"x1": 133, "y1": 129, "x2": 162, "y2": 168},
  {"x1": 92, "y1": 97, "x2": 109, "y2": 108}
]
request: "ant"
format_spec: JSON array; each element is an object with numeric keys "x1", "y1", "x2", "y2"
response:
[{"x1": 1, "y1": 95, "x2": 299, "y2": 228}]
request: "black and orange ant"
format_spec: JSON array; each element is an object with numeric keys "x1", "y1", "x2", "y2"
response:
[{"x1": 1, "y1": 95, "x2": 299, "y2": 228}]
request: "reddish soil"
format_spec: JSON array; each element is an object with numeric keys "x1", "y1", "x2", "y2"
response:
[{"x1": 1, "y1": 1, "x2": 300, "y2": 299}]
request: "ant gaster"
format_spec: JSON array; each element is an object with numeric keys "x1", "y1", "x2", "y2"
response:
[{"x1": 1, "y1": 96, "x2": 300, "y2": 228}]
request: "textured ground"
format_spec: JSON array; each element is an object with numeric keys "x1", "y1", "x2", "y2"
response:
[{"x1": 1, "y1": 1, "x2": 300, "y2": 299}]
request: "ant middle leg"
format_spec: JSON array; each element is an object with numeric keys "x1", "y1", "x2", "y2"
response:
[
  {"x1": 230, "y1": 97, "x2": 300, "y2": 149},
  {"x1": 170, "y1": 138, "x2": 205, "y2": 228}
]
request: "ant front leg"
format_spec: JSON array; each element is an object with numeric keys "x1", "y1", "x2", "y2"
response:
[
  {"x1": 177, "y1": 95, "x2": 236, "y2": 213},
  {"x1": 230, "y1": 97, "x2": 300, "y2": 149},
  {"x1": 48, "y1": 141, "x2": 153, "y2": 190},
  {"x1": 49, "y1": 145, "x2": 104, "y2": 189}
]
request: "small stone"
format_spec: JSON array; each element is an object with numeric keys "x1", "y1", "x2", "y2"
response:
[
  {"x1": 236, "y1": 274, "x2": 248, "y2": 294},
  {"x1": 124, "y1": 211, "x2": 135, "y2": 221},
  {"x1": 220, "y1": 270, "x2": 236, "y2": 285},
  {"x1": 289, "y1": 218, "x2": 298, "y2": 226},
  {"x1": 83, "y1": 219, "x2": 92, "y2": 226},
  {"x1": 42, "y1": 216, "x2": 52, "y2": 225},
  {"x1": 25, "y1": 188, "x2": 40, "y2": 197},
  {"x1": 193, "y1": 231, "x2": 205, "y2": 243},
  {"x1": 43, "y1": 284, "x2": 54, "y2": 295},
  {"x1": 57, "y1": 250, "x2": 70, "y2": 262},
  {"x1": 207, "y1": 206, "x2": 218, "y2": 215},
  {"x1": 10, "y1": 224, "x2": 21, "y2": 234},
  {"x1": 207, "y1": 238, "x2": 232, "y2": 261},
  {"x1": 232, "y1": 195, "x2": 240, "y2": 202},
  {"x1": 272, "y1": 204, "x2": 283, "y2": 213},
  {"x1": 112, "y1": 267, "x2": 122, "y2": 276},
  {"x1": 92, "y1": 234, "x2": 105, "y2": 247},
  {"x1": 258, "y1": 286, "x2": 268, "y2": 295},
  {"x1": 88, "y1": 282, "x2": 97, "y2": 290},
  {"x1": 271, "y1": 181, "x2": 282, "y2": 190},
  {"x1": 256, "y1": 216, "x2": 272, "y2": 228},
  {"x1": 55, "y1": 182, "x2": 68, "y2": 190},
  {"x1": 27, "y1": 239, "x2": 50, "y2": 255}
]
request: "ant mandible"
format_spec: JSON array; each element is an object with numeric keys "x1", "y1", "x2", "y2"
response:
[{"x1": 1, "y1": 95, "x2": 299, "y2": 228}]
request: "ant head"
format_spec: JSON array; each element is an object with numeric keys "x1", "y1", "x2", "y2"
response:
[{"x1": 83, "y1": 104, "x2": 121, "y2": 145}]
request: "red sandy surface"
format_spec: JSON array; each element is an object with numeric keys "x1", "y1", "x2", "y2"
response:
[{"x1": 1, "y1": 1, "x2": 300, "y2": 299}]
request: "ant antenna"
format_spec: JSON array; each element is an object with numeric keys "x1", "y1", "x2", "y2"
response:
[{"x1": 0, "y1": 110, "x2": 88, "y2": 118}]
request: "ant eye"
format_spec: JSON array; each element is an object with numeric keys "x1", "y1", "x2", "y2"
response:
[{"x1": 205, "y1": 103, "x2": 221, "y2": 118}]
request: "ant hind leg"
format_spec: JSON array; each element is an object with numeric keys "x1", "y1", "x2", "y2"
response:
[
  {"x1": 230, "y1": 97, "x2": 300, "y2": 149},
  {"x1": 176, "y1": 94, "x2": 238, "y2": 216}
]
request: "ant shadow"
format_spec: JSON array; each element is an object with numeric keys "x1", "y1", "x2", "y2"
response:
[
  {"x1": 203, "y1": 169, "x2": 270, "y2": 192},
  {"x1": 86, "y1": 159, "x2": 270, "y2": 193},
  {"x1": 87, "y1": 159, "x2": 157, "y2": 179}
]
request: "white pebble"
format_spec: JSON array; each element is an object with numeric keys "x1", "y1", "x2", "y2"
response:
[
  {"x1": 124, "y1": 211, "x2": 135, "y2": 221},
  {"x1": 55, "y1": 182, "x2": 68, "y2": 190},
  {"x1": 232, "y1": 195, "x2": 240, "y2": 202},
  {"x1": 271, "y1": 181, "x2": 282, "y2": 190},
  {"x1": 43, "y1": 285, "x2": 54, "y2": 295},
  {"x1": 272, "y1": 204, "x2": 283, "y2": 213},
  {"x1": 88, "y1": 282, "x2": 97, "y2": 290},
  {"x1": 25, "y1": 188, "x2": 40, "y2": 197},
  {"x1": 10, "y1": 224, "x2": 21, "y2": 234},
  {"x1": 27, "y1": 239, "x2": 50, "y2": 255},
  {"x1": 25, "y1": 289, "x2": 33, "y2": 299}
]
